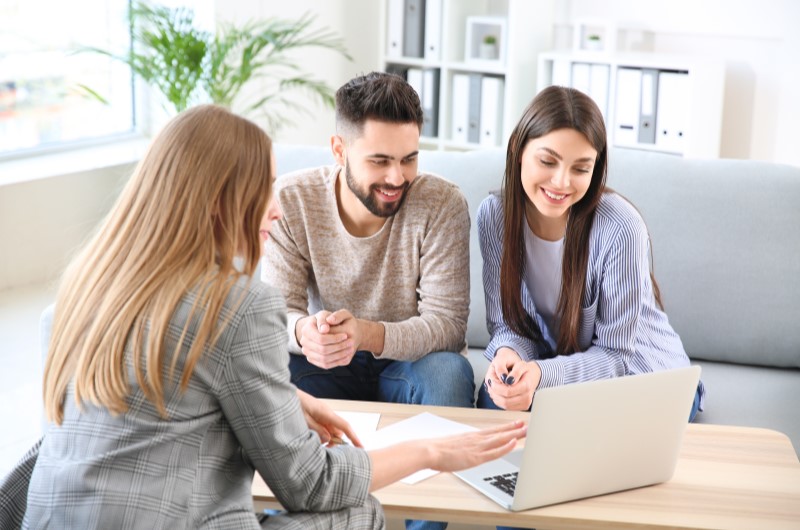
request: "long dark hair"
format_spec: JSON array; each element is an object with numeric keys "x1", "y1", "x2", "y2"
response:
[{"x1": 501, "y1": 86, "x2": 660, "y2": 357}]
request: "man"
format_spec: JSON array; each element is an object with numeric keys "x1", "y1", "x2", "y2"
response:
[
  {"x1": 262, "y1": 73, "x2": 473, "y2": 528},
  {"x1": 263, "y1": 71, "x2": 473, "y2": 408}
]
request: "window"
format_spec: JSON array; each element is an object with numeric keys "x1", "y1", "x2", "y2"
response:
[{"x1": 0, "y1": 0, "x2": 135, "y2": 157}]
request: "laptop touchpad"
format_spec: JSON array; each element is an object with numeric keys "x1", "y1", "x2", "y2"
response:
[{"x1": 503, "y1": 448, "x2": 524, "y2": 468}]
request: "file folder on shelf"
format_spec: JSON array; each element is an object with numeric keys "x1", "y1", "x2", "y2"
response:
[
  {"x1": 423, "y1": 0, "x2": 442, "y2": 61},
  {"x1": 402, "y1": 0, "x2": 425, "y2": 58},
  {"x1": 421, "y1": 69, "x2": 440, "y2": 137},
  {"x1": 655, "y1": 71, "x2": 690, "y2": 154},
  {"x1": 480, "y1": 76, "x2": 504, "y2": 147},
  {"x1": 406, "y1": 67, "x2": 424, "y2": 105},
  {"x1": 467, "y1": 73, "x2": 482, "y2": 144},
  {"x1": 570, "y1": 63, "x2": 591, "y2": 96},
  {"x1": 638, "y1": 69, "x2": 659, "y2": 145},
  {"x1": 386, "y1": 0, "x2": 404, "y2": 59},
  {"x1": 551, "y1": 59, "x2": 571, "y2": 87},
  {"x1": 614, "y1": 67, "x2": 642, "y2": 148},
  {"x1": 588, "y1": 63, "x2": 610, "y2": 121},
  {"x1": 451, "y1": 74, "x2": 470, "y2": 144}
]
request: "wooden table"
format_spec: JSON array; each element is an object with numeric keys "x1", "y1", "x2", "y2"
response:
[{"x1": 252, "y1": 400, "x2": 800, "y2": 529}]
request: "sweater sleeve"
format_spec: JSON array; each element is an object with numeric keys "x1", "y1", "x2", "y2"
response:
[
  {"x1": 217, "y1": 288, "x2": 371, "y2": 512},
  {"x1": 261, "y1": 186, "x2": 311, "y2": 355},
  {"x1": 380, "y1": 185, "x2": 471, "y2": 360},
  {"x1": 477, "y1": 195, "x2": 539, "y2": 363}
]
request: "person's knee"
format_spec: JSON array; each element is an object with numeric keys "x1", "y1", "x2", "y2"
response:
[
  {"x1": 429, "y1": 351, "x2": 474, "y2": 383},
  {"x1": 411, "y1": 352, "x2": 474, "y2": 406}
]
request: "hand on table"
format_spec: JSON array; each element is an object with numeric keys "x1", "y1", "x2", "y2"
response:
[{"x1": 296, "y1": 389, "x2": 363, "y2": 447}]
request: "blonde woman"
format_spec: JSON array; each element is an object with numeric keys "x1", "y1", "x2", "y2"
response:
[{"x1": 0, "y1": 106, "x2": 525, "y2": 529}]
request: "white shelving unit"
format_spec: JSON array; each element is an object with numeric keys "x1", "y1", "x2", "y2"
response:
[
  {"x1": 537, "y1": 51, "x2": 725, "y2": 158},
  {"x1": 380, "y1": 0, "x2": 555, "y2": 150}
]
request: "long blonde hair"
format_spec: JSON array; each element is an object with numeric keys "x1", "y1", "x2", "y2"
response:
[{"x1": 44, "y1": 105, "x2": 273, "y2": 424}]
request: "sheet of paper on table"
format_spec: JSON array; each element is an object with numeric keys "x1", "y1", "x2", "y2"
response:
[
  {"x1": 362, "y1": 412, "x2": 477, "y2": 484},
  {"x1": 336, "y1": 411, "x2": 382, "y2": 445}
]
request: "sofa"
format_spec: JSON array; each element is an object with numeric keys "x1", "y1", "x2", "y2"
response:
[{"x1": 273, "y1": 142, "x2": 800, "y2": 456}]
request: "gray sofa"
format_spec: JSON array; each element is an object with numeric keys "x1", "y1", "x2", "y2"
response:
[{"x1": 274, "y1": 143, "x2": 800, "y2": 456}]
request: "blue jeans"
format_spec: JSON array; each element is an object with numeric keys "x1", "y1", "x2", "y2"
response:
[
  {"x1": 289, "y1": 350, "x2": 475, "y2": 407},
  {"x1": 289, "y1": 350, "x2": 475, "y2": 530}
]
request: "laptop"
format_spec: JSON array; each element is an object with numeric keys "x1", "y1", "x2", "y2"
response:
[{"x1": 454, "y1": 365, "x2": 701, "y2": 511}]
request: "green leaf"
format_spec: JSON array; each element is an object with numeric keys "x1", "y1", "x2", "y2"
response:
[{"x1": 76, "y1": 2, "x2": 351, "y2": 128}]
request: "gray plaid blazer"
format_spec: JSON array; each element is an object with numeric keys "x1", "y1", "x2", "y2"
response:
[{"x1": 1, "y1": 278, "x2": 380, "y2": 529}]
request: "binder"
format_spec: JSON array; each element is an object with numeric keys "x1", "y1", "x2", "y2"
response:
[
  {"x1": 385, "y1": 64, "x2": 408, "y2": 78},
  {"x1": 451, "y1": 74, "x2": 470, "y2": 143},
  {"x1": 479, "y1": 76, "x2": 504, "y2": 147},
  {"x1": 551, "y1": 59, "x2": 571, "y2": 86},
  {"x1": 386, "y1": 0, "x2": 404, "y2": 59},
  {"x1": 467, "y1": 73, "x2": 482, "y2": 144},
  {"x1": 613, "y1": 67, "x2": 642, "y2": 147},
  {"x1": 423, "y1": 0, "x2": 442, "y2": 61},
  {"x1": 588, "y1": 63, "x2": 610, "y2": 121},
  {"x1": 638, "y1": 68, "x2": 659, "y2": 145},
  {"x1": 421, "y1": 68, "x2": 440, "y2": 137},
  {"x1": 655, "y1": 71, "x2": 690, "y2": 154},
  {"x1": 406, "y1": 67, "x2": 424, "y2": 104},
  {"x1": 570, "y1": 62, "x2": 591, "y2": 96},
  {"x1": 402, "y1": 0, "x2": 425, "y2": 58}
]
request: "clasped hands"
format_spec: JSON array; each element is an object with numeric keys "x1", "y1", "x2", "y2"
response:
[
  {"x1": 484, "y1": 347, "x2": 543, "y2": 411},
  {"x1": 296, "y1": 309, "x2": 381, "y2": 369}
]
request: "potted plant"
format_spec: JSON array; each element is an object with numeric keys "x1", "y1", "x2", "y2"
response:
[
  {"x1": 585, "y1": 33, "x2": 603, "y2": 51},
  {"x1": 81, "y1": 2, "x2": 351, "y2": 133},
  {"x1": 479, "y1": 34, "x2": 498, "y2": 60}
]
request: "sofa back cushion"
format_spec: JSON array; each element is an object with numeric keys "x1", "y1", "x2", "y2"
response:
[
  {"x1": 607, "y1": 148, "x2": 800, "y2": 369},
  {"x1": 273, "y1": 143, "x2": 800, "y2": 369}
]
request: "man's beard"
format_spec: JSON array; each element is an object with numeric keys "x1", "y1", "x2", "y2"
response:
[{"x1": 345, "y1": 162, "x2": 409, "y2": 218}]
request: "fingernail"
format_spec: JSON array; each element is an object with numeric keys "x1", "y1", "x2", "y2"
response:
[
  {"x1": 506, "y1": 376, "x2": 515, "y2": 385},
  {"x1": 500, "y1": 374, "x2": 507, "y2": 383}
]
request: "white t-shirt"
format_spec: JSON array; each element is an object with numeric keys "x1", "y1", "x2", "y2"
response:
[{"x1": 523, "y1": 227, "x2": 564, "y2": 335}]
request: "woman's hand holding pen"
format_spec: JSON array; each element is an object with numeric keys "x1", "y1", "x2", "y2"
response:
[
  {"x1": 485, "y1": 347, "x2": 542, "y2": 411},
  {"x1": 296, "y1": 389, "x2": 363, "y2": 447}
]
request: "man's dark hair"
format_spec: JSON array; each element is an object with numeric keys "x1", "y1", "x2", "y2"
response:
[{"x1": 335, "y1": 71, "x2": 424, "y2": 138}]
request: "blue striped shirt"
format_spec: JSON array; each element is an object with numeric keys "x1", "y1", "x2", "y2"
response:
[{"x1": 478, "y1": 192, "x2": 703, "y2": 403}]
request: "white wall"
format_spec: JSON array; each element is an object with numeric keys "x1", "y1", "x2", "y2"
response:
[
  {"x1": 556, "y1": 0, "x2": 800, "y2": 166},
  {"x1": 0, "y1": 163, "x2": 133, "y2": 291},
  {"x1": 2, "y1": 0, "x2": 798, "y2": 292},
  {"x1": 216, "y1": 0, "x2": 382, "y2": 146}
]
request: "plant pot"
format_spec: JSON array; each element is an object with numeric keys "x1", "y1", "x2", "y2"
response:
[
  {"x1": 478, "y1": 43, "x2": 498, "y2": 60},
  {"x1": 584, "y1": 39, "x2": 603, "y2": 51}
]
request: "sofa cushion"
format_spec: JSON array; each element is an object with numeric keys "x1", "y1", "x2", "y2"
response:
[
  {"x1": 607, "y1": 148, "x2": 800, "y2": 369},
  {"x1": 274, "y1": 143, "x2": 800, "y2": 370}
]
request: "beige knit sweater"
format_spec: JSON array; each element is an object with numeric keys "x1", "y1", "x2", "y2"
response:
[{"x1": 262, "y1": 165, "x2": 470, "y2": 361}]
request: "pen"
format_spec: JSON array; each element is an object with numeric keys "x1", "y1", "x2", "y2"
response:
[{"x1": 329, "y1": 436, "x2": 350, "y2": 446}]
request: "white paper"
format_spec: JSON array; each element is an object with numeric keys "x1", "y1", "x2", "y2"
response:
[
  {"x1": 335, "y1": 411, "x2": 381, "y2": 445},
  {"x1": 362, "y1": 412, "x2": 477, "y2": 484}
]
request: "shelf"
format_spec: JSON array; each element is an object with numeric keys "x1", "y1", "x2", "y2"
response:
[
  {"x1": 380, "y1": 0, "x2": 556, "y2": 151},
  {"x1": 538, "y1": 51, "x2": 725, "y2": 158}
]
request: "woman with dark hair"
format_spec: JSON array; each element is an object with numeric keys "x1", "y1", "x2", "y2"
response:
[{"x1": 477, "y1": 86, "x2": 703, "y2": 421}]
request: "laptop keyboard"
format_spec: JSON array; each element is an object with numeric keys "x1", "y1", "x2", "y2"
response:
[{"x1": 484, "y1": 472, "x2": 518, "y2": 497}]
